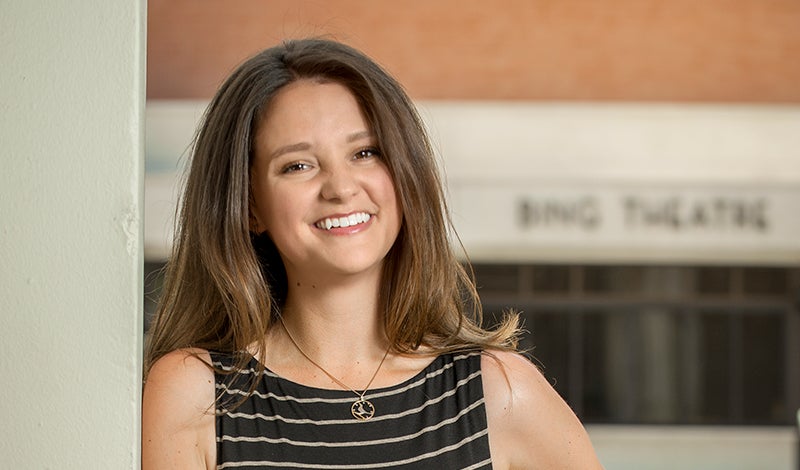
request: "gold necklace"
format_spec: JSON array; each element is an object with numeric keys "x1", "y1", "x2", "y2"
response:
[{"x1": 279, "y1": 317, "x2": 391, "y2": 421}]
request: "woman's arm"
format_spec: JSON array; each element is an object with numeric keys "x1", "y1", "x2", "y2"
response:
[
  {"x1": 142, "y1": 349, "x2": 217, "y2": 470},
  {"x1": 482, "y1": 351, "x2": 604, "y2": 470}
]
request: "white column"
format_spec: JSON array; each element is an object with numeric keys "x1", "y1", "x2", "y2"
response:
[{"x1": 0, "y1": 1, "x2": 145, "y2": 468}]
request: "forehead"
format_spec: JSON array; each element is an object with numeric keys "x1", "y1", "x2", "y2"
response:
[{"x1": 257, "y1": 80, "x2": 369, "y2": 139}]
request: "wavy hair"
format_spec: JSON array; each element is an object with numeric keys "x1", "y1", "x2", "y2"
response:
[{"x1": 144, "y1": 38, "x2": 519, "y2": 379}]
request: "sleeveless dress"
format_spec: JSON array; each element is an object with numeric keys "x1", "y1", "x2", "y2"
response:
[{"x1": 210, "y1": 351, "x2": 493, "y2": 469}]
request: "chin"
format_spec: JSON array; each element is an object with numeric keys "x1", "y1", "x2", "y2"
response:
[{"x1": 319, "y1": 257, "x2": 385, "y2": 278}]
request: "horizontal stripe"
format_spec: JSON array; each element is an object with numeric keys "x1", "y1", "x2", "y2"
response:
[
  {"x1": 219, "y1": 370, "x2": 482, "y2": 426},
  {"x1": 462, "y1": 458, "x2": 493, "y2": 470},
  {"x1": 217, "y1": 383, "x2": 358, "y2": 405},
  {"x1": 218, "y1": 397, "x2": 485, "y2": 447},
  {"x1": 217, "y1": 428, "x2": 490, "y2": 469}
]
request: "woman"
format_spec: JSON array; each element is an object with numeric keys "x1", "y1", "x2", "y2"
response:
[{"x1": 142, "y1": 38, "x2": 603, "y2": 469}]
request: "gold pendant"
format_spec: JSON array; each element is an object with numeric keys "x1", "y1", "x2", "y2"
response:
[{"x1": 351, "y1": 398, "x2": 375, "y2": 420}]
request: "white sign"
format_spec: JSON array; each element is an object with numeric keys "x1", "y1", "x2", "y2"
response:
[{"x1": 450, "y1": 182, "x2": 800, "y2": 265}]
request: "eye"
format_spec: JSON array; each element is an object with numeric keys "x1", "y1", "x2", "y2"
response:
[
  {"x1": 280, "y1": 161, "x2": 312, "y2": 174},
  {"x1": 354, "y1": 147, "x2": 382, "y2": 160}
]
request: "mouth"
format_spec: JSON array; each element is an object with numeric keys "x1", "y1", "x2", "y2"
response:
[{"x1": 314, "y1": 212, "x2": 372, "y2": 231}]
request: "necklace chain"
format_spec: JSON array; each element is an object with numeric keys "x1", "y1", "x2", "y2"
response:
[{"x1": 279, "y1": 316, "x2": 390, "y2": 420}]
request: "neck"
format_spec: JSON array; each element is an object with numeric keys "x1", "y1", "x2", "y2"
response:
[
  {"x1": 277, "y1": 267, "x2": 388, "y2": 364},
  {"x1": 261, "y1": 267, "x2": 434, "y2": 399}
]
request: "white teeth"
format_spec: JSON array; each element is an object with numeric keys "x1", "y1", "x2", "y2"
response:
[{"x1": 316, "y1": 212, "x2": 371, "y2": 230}]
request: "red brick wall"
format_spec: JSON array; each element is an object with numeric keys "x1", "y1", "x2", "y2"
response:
[{"x1": 147, "y1": 0, "x2": 800, "y2": 102}]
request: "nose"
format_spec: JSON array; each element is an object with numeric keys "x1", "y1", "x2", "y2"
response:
[{"x1": 320, "y1": 164, "x2": 359, "y2": 201}]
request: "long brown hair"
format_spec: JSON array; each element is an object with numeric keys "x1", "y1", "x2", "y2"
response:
[{"x1": 144, "y1": 38, "x2": 519, "y2": 379}]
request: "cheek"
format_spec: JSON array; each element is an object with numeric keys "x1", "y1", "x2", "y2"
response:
[
  {"x1": 381, "y1": 174, "x2": 401, "y2": 217},
  {"x1": 378, "y1": 178, "x2": 403, "y2": 236},
  {"x1": 258, "y1": 184, "x2": 309, "y2": 236}
]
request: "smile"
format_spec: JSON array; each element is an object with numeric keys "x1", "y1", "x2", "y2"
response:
[{"x1": 314, "y1": 212, "x2": 372, "y2": 230}]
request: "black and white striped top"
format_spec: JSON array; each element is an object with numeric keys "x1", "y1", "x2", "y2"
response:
[{"x1": 210, "y1": 351, "x2": 493, "y2": 469}]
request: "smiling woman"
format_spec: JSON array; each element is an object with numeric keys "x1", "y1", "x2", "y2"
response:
[
  {"x1": 249, "y1": 80, "x2": 402, "y2": 281},
  {"x1": 141, "y1": 38, "x2": 603, "y2": 469}
]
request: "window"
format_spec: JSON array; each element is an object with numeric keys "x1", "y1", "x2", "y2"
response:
[{"x1": 475, "y1": 264, "x2": 800, "y2": 425}]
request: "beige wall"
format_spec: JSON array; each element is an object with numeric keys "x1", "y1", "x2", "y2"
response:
[
  {"x1": 147, "y1": 0, "x2": 800, "y2": 102},
  {"x1": 0, "y1": 1, "x2": 145, "y2": 468}
]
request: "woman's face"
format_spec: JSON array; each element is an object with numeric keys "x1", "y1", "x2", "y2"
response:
[{"x1": 250, "y1": 80, "x2": 402, "y2": 283}]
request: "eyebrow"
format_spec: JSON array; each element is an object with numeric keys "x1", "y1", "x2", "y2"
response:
[
  {"x1": 346, "y1": 130, "x2": 374, "y2": 143},
  {"x1": 269, "y1": 142, "x2": 311, "y2": 160},
  {"x1": 268, "y1": 130, "x2": 375, "y2": 160}
]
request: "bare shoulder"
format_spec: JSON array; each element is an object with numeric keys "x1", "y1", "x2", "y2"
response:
[
  {"x1": 481, "y1": 351, "x2": 604, "y2": 470},
  {"x1": 142, "y1": 348, "x2": 217, "y2": 470}
]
